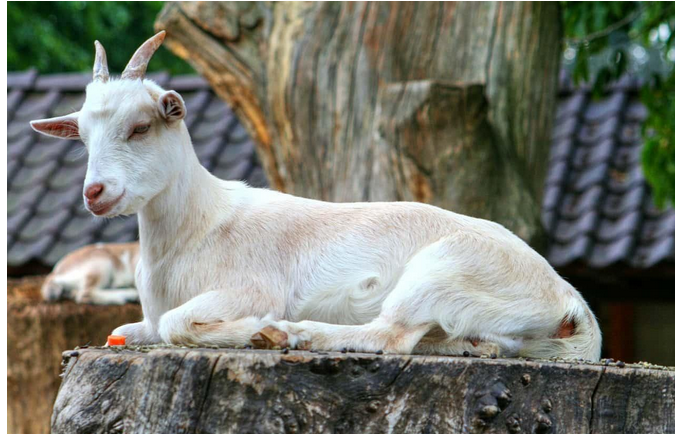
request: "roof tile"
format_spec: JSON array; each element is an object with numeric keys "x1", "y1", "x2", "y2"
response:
[
  {"x1": 7, "y1": 119, "x2": 34, "y2": 142},
  {"x1": 548, "y1": 236, "x2": 590, "y2": 267},
  {"x1": 35, "y1": 186, "x2": 81, "y2": 215},
  {"x1": 602, "y1": 186, "x2": 645, "y2": 217},
  {"x1": 7, "y1": 69, "x2": 38, "y2": 89},
  {"x1": 13, "y1": 91, "x2": 61, "y2": 119},
  {"x1": 559, "y1": 185, "x2": 603, "y2": 219},
  {"x1": 247, "y1": 166, "x2": 268, "y2": 188},
  {"x1": 99, "y1": 217, "x2": 139, "y2": 241},
  {"x1": 7, "y1": 207, "x2": 33, "y2": 235},
  {"x1": 183, "y1": 90, "x2": 212, "y2": 114},
  {"x1": 59, "y1": 215, "x2": 105, "y2": 242},
  {"x1": 572, "y1": 139, "x2": 613, "y2": 168},
  {"x1": 7, "y1": 183, "x2": 45, "y2": 216},
  {"x1": 543, "y1": 185, "x2": 562, "y2": 211},
  {"x1": 583, "y1": 92, "x2": 625, "y2": 122},
  {"x1": 625, "y1": 99, "x2": 648, "y2": 122},
  {"x1": 545, "y1": 160, "x2": 568, "y2": 186},
  {"x1": 11, "y1": 160, "x2": 58, "y2": 190},
  {"x1": 553, "y1": 212, "x2": 598, "y2": 243},
  {"x1": 43, "y1": 236, "x2": 93, "y2": 266},
  {"x1": 18, "y1": 208, "x2": 71, "y2": 242},
  {"x1": 169, "y1": 75, "x2": 210, "y2": 91},
  {"x1": 596, "y1": 211, "x2": 641, "y2": 241},
  {"x1": 588, "y1": 236, "x2": 633, "y2": 268},
  {"x1": 23, "y1": 139, "x2": 73, "y2": 167},
  {"x1": 640, "y1": 213, "x2": 675, "y2": 242},
  {"x1": 631, "y1": 236, "x2": 675, "y2": 268},
  {"x1": 644, "y1": 200, "x2": 673, "y2": 218},
  {"x1": 194, "y1": 136, "x2": 225, "y2": 163},
  {"x1": 619, "y1": 122, "x2": 642, "y2": 145},
  {"x1": 34, "y1": 73, "x2": 90, "y2": 91},
  {"x1": 52, "y1": 94, "x2": 86, "y2": 117},
  {"x1": 607, "y1": 165, "x2": 644, "y2": 192},
  {"x1": 8, "y1": 235, "x2": 56, "y2": 267},
  {"x1": 612, "y1": 143, "x2": 641, "y2": 169},
  {"x1": 549, "y1": 137, "x2": 574, "y2": 162},
  {"x1": 7, "y1": 89, "x2": 25, "y2": 119},
  {"x1": 555, "y1": 92, "x2": 586, "y2": 120},
  {"x1": 568, "y1": 163, "x2": 608, "y2": 192},
  {"x1": 7, "y1": 135, "x2": 34, "y2": 160},
  {"x1": 577, "y1": 117, "x2": 620, "y2": 144},
  {"x1": 551, "y1": 116, "x2": 578, "y2": 141},
  {"x1": 212, "y1": 158, "x2": 252, "y2": 181},
  {"x1": 544, "y1": 84, "x2": 675, "y2": 269}
]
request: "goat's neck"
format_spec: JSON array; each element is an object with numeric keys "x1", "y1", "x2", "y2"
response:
[{"x1": 137, "y1": 132, "x2": 231, "y2": 262}]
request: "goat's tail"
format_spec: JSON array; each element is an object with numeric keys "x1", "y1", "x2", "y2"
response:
[{"x1": 520, "y1": 294, "x2": 602, "y2": 361}]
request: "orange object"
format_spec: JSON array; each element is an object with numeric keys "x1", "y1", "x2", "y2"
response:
[{"x1": 107, "y1": 335, "x2": 126, "y2": 346}]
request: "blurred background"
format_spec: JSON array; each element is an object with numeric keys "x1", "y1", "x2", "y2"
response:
[{"x1": 6, "y1": 2, "x2": 675, "y2": 433}]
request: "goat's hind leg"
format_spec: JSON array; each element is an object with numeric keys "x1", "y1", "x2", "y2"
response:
[
  {"x1": 251, "y1": 240, "x2": 467, "y2": 353},
  {"x1": 251, "y1": 317, "x2": 434, "y2": 354},
  {"x1": 414, "y1": 333, "x2": 508, "y2": 357},
  {"x1": 251, "y1": 236, "x2": 522, "y2": 356},
  {"x1": 89, "y1": 288, "x2": 139, "y2": 305}
]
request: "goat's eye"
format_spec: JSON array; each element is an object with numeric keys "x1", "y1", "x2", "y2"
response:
[{"x1": 132, "y1": 124, "x2": 150, "y2": 135}]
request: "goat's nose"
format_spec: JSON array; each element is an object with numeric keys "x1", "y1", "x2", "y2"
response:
[{"x1": 84, "y1": 183, "x2": 105, "y2": 201}]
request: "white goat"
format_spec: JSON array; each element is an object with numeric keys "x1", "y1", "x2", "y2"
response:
[
  {"x1": 42, "y1": 242, "x2": 139, "y2": 305},
  {"x1": 31, "y1": 32, "x2": 601, "y2": 360}
]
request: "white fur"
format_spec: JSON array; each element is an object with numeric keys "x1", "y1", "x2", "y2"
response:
[{"x1": 30, "y1": 37, "x2": 602, "y2": 360}]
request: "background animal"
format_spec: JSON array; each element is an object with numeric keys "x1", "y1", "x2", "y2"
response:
[{"x1": 41, "y1": 242, "x2": 139, "y2": 305}]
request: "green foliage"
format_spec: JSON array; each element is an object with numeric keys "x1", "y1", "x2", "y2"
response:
[
  {"x1": 641, "y1": 74, "x2": 675, "y2": 208},
  {"x1": 7, "y1": 1, "x2": 193, "y2": 74},
  {"x1": 562, "y1": 1, "x2": 675, "y2": 208}
]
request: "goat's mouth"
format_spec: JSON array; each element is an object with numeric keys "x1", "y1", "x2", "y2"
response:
[{"x1": 88, "y1": 191, "x2": 126, "y2": 216}]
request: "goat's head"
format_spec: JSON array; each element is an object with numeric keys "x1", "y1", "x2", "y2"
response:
[{"x1": 30, "y1": 31, "x2": 188, "y2": 217}]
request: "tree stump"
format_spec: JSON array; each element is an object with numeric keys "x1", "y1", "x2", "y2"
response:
[
  {"x1": 52, "y1": 347, "x2": 674, "y2": 433},
  {"x1": 7, "y1": 277, "x2": 142, "y2": 434},
  {"x1": 155, "y1": 2, "x2": 562, "y2": 249}
]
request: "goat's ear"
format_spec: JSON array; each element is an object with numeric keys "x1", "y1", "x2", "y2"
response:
[
  {"x1": 158, "y1": 91, "x2": 186, "y2": 123},
  {"x1": 30, "y1": 112, "x2": 81, "y2": 140}
]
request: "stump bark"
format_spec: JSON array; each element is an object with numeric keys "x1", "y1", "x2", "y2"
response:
[
  {"x1": 7, "y1": 277, "x2": 142, "y2": 434},
  {"x1": 52, "y1": 347, "x2": 674, "y2": 434},
  {"x1": 155, "y1": 1, "x2": 561, "y2": 249}
]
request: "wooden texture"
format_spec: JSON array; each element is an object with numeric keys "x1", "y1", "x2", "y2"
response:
[
  {"x1": 155, "y1": 1, "x2": 561, "y2": 248},
  {"x1": 7, "y1": 277, "x2": 142, "y2": 434},
  {"x1": 52, "y1": 347, "x2": 674, "y2": 434}
]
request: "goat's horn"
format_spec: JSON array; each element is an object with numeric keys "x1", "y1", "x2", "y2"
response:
[
  {"x1": 93, "y1": 41, "x2": 109, "y2": 83},
  {"x1": 121, "y1": 31, "x2": 166, "y2": 80}
]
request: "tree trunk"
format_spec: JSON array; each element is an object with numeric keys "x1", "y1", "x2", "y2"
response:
[
  {"x1": 7, "y1": 277, "x2": 142, "y2": 434},
  {"x1": 52, "y1": 347, "x2": 675, "y2": 433},
  {"x1": 156, "y1": 1, "x2": 561, "y2": 248}
]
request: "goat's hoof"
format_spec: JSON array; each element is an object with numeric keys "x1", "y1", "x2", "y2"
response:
[{"x1": 251, "y1": 326, "x2": 288, "y2": 349}]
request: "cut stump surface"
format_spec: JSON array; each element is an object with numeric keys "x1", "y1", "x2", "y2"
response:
[{"x1": 53, "y1": 347, "x2": 674, "y2": 433}]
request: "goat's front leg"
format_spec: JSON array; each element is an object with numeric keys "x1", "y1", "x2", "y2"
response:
[
  {"x1": 157, "y1": 290, "x2": 275, "y2": 348},
  {"x1": 111, "y1": 320, "x2": 161, "y2": 345}
]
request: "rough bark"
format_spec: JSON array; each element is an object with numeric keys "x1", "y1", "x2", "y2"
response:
[
  {"x1": 52, "y1": 347, "x2": 674, "y2": 434},
  {"x1": 156, "y1": 2, "x2": 561, "y2": 247},
  {"x1": 7, "y1": 277, "x2": 142, "y2": 434}
]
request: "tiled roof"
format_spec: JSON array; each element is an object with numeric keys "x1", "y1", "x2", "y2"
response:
[
  {"x1": 544, "y1": 74, "x2": 675, "y2": 268},
  {"x1": 7, "y1": 71, "x2": 675, "y2": 271},
  {"x1": 7, "y1": 71, "x2": 267, "y2": 268}
]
